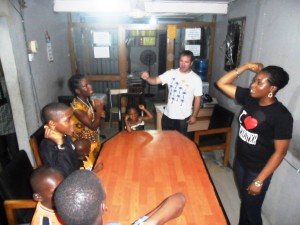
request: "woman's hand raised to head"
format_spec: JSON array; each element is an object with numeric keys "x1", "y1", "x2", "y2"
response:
[{"x1": 247, "y1": 62, "x2": 264, "y2": 73}]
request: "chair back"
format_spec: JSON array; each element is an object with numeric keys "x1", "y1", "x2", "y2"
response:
[
  {"x1": 0, "y1": 150, "x2": 34, "y2": 224},
  {"x1": 109, "y1": 88, "x2": 128, "y2": 108},
  {"x1": 29, "y1": 125, "x2": 45, "y2": 167},
  {"x1": 208, "y1": 105, "x2": 234, "y2": 130},
  {"x1": 57, "y1": 95, "x2": 74, "y2": 106}
]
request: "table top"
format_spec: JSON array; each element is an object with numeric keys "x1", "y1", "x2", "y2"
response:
[{"x1": 95, "y1": 130, "x2": 228, "y2": 225}]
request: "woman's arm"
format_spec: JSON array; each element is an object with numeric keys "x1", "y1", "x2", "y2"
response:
[
  {"x1": 216, "y1": 63, "x2": 263, "y2": 99},
  {"x1": 73, "y1": 100, "x2": 104, "y2": 131},
  {"x1": 247, "y1": 139, "x2": 290, "y2": 195}
]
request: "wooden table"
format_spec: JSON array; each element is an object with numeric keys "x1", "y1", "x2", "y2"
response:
[{"x1": 95, "y1": 130, "x2": 228, "y2": 225}]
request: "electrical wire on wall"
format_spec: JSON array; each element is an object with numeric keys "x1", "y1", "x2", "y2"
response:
[
  {"x1": 284, "y1": 158, "x2": 300, "y2": 175},
  {"x1": 8, "y1": 0, "x2": 42, "y2": 124}
]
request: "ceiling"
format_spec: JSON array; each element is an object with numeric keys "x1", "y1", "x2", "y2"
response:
[
  {"x1": 54, "y1": 0, "x2": 233, "y2": 23},
  {"x1": 130, "y1": 0, "x2": 231, "y2": 19}
]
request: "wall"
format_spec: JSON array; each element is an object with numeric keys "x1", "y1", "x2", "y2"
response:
[
  {"x1": 211, "y1": 0, "x2": 300, "y2": 224},
  {"x1": 0, "y1": 0, "x2": 71, "y2": 164}
]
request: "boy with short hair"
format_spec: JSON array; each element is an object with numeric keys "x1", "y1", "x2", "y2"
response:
[
  {"x1": 39, "y1": 102, "x2": 81, "y2": 177},
  {"x1": 55, "y1": 170, "x2": 186, "y2": 225},
  {"x1": 30, "y1": 166, "x2": 65, "y2": 225},
  {"x1": 74, "y1": 139, "x2": 93, "y2": 171}
]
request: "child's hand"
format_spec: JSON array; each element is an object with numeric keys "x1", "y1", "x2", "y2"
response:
[
  {"x1": 138, "y1": 104, "x2": 145, "y2": 110},
  {"x1": 44, "y1": 125, "x2": 63, "y2": 145},
  {"x1": 125, "y1": 114, "x2": 130, "y2": 121}
]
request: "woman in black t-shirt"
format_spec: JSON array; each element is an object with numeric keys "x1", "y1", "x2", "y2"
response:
[{"x1": 217, "y1": 63, "x2": 293, "y2": 225}]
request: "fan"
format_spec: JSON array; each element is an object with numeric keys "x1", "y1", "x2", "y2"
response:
[{"x1": 140, "y1": 50, "x2": 157, "y2": 97}]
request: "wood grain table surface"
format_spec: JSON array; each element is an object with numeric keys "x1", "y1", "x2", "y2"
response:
[{"x1": 95, "y1": 130, "x2": 228, "y2": 225}]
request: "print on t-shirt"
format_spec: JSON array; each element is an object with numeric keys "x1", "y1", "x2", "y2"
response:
[
  {"x1": 239, "y1": 110, "x2": 258, "y2": 145},
  {"x1": 169, "y1": 78, "x2": 188, "y2": 106}
]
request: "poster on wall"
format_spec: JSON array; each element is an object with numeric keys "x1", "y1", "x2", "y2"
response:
[
  {"x1": 185, "y1": 28, "x2": 201, "y2": 40},
  {"x1": 93, "y1": 32, "x2": 111, "y2": 46},
  {"x1": 94, "y1": 46, "x2": 110, "y2": 58},
  {"x1": 185, "y1": 45, "x2": 201, "y2": 56}
]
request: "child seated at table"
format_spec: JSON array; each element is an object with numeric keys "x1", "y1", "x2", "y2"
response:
[
  {"x1": 74, "y1": 138, "x2": 104, "y2": 172},
  {"x1": 54, "y1": 170, "x2": 185, "y2": 225},
  {"x1": 74, "y1": 139, "x2": 93, "y2": 171},
  {"x1": 39, "y1": 102, "x2": 81, "y2": 177},
  {"x1": 30, "y1": 166, "x2": 65, "y2": 225},
  {"x1": 124, "y1": 104, "x2": 153, "y2": 133}
]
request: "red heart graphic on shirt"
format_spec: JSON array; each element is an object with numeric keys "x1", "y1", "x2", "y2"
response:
[{"x1": 244, "y1": 116, "x2": 258, "y2": 130}]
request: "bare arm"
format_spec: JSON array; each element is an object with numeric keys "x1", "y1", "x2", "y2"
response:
[
  {"x1": 139, "y1": 105, "x2": 153, "y2": 121},
  {"x1": 73, "y1": 100, "x2": 104, "y2": 131},
  {"x1": 44, "y1": 125, "x2": 63, "y2": 145},
  {"x1": 141, "y1": 71, "x2": 162, "y2": 85},
  {"x1": 247, "y1": 139, "x2": 290, "y2": 195},
  {"x1": 124, "y1": 114, "x2": 132, "y2": 133},
  {"x1": 187, "y1": 96, "x2": 201, "y2": 125},
  {"x1": 140, "y1": 192, "x2": 186, "y2": 225},
  {"x1": 216, "y1": 63, "x2": 264, "y2": 99}
]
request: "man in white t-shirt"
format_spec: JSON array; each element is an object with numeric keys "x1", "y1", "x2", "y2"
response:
[{"x1": 141, "y1": 50, "x2": 203, "y2": 138}]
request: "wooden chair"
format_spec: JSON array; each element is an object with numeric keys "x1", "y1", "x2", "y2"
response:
[
  {"x1": 29, "y1": 125, "x2": 45, "y2": 167},
  {"x1": 4, "y1": 200, "x2": 36, "y2": 225},
  {"x1": 0, "y1": 150, "x2": 35, "y2": 225},
  {"x1": 108, "y1": 88, "x2": 128, "y2": 128},
  {"x1": 194, "y1": 105, "x2": 234, "y2": 167}
]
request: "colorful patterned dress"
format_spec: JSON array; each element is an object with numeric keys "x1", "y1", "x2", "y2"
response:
[{"x1": 70, "y1": 97, "x2": 101, "y2": 164}]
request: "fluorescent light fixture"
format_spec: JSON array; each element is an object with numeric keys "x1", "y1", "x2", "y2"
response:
[
  {"x1": 145, "y1": 1, "x2": 228, "y2": 14},
  {"x1": 54, "y1": 0, "x2": 131, "y2": 13},
  {"x1": 149, "y1": 16, "x2": 157, "y2": 24}
]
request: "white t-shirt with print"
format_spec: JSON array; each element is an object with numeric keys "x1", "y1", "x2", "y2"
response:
[{"x1": 159, "y1": 68, "x2": 203, "y2": 119}]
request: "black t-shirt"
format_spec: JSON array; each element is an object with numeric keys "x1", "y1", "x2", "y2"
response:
[
  {"x1": 39, "y1": 135, "x2": 80, "y2": 177},
  {"x1": 235, "y1": 87, "x2": 293, "y2": 172}
]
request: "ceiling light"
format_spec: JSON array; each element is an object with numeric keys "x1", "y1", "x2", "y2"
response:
[
  {"x1": 149, "y1": 16, "x2": 157, "y2": 24},
  {"x1": 53, "y1": 0, "x2": 131, "y2": 13},
  {"x1": 145, "y1": 1, "x2": 228, "y2": 14}
]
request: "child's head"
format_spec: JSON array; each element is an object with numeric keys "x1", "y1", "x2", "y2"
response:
[
  {"x1": 74, "y1": 139, "x2": 91, "y2": 161},
  {"x1": 41, "y1": 102, "x2": 74, "y2": 135},
  {"x1": 126, "y1": 106, "x2": 140, "y2": 122},
  {"x1": 55, "y1": 170, "x2": 106, "y2": 225},
  {"x1": 30, "y1": 166, "x2": 64, "y2": 209},
  {"x1": 68, "y1": 74, "x2": 94, "y2": 97}
]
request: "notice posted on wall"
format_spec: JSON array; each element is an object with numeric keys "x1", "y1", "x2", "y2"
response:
[
  {"x1": 185, "y1": 28, "x2": 201, "y2": 40},
  {"x1": 94, "y1": 46, "x2": 110, "y2": 58},
  {"x1": 185, "y1": 45, "x2": 201, "y2": 56},
  {"x1": 93, "y1": 31, "x2": 111, "y2": 45}
]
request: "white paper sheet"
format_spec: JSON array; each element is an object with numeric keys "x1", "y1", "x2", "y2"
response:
[{"x1": 94, "y1": 46, "x2": 110, "y2": 58}]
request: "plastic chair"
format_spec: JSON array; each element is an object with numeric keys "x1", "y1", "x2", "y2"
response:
[
  {"x1": 194, "y1": 105, "x2": 234, "y2": 167},
  {"x1": 29, "y1": 125, "x2": 45, "y2": 167},
  {"x1": 108, "y1": 88, "x2": 128, "y2": 128},
  {"x1": 0, "y1": 150, "x2": 36, "y2": 225}
]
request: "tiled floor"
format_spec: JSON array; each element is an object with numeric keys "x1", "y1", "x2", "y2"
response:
[{"x1": 202, "y1": 152, "x2": 272, "y2": 225}]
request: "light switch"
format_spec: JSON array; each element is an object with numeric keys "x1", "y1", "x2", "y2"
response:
[{"x1": 28, "y1": 40, "x2": 38, "y2": 53}]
